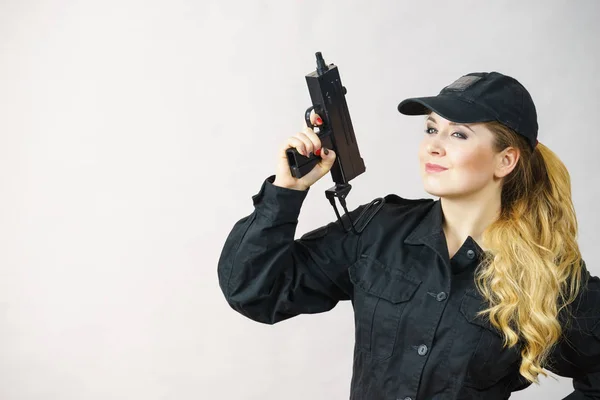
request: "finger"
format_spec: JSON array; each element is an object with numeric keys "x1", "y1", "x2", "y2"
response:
[
  {"x1": 284, "y1": 137, "x2": 308, "y2": 157},
  {"x1": 304, "y1": 147, "x2": 336, "y2": 182},
  {"x1": 295, "y1": 131, "x2": 314, "y2": 155},
  {"x1": 309, "y1": 111, "x2": 323, "y2": 126},
  {"x1": 302, "y1": 126, "x2": 322, "y2": 152},
  {"x1": 319, "y1": 147, "x2": 334, "y2": 161},
  {"x1": 317, "y1": 148, "x2": 336, "y2": 171}
]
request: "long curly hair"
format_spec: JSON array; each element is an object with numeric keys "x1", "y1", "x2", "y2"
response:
[{"x1": 475, "y1": 121, "x2": 584, "y2": 383}]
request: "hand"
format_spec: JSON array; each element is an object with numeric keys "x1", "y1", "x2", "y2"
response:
[{"x1": 273, "y1": 111, "x2": 336, "y2": 191}]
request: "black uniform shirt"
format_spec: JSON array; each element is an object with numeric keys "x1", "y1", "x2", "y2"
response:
[{"x1": 217, "y1": 175, "x2": 600, "y2": 400}]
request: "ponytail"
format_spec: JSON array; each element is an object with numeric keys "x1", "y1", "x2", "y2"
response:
[{"x1": 475, "y1": 122, "x2": 583, "y2": 383}]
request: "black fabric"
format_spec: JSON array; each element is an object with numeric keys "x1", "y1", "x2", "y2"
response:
[
  {"x1": 217, "y1": 175, "x2": 600, "y2": 400},
  {"x1": 398, "y1": 72, "x2": 539, "y2": 150}
]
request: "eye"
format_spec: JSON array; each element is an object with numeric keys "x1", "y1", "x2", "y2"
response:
[
  {"x1": 452, "y1": 131, "x2": 467, "y2": 139},
  {"x1": 424, "y1": 127, "x2": 437, "y2": 134}
]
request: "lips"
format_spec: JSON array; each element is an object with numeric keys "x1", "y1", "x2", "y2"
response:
[{"x1": 425, "y1": 163, "x2": 448, "y2": 172}]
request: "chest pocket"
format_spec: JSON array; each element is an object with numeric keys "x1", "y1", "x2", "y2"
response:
[
  {"x1": 348, "y1": 254, "x2": 421, "y2": 360},
  {"x1": 459, "y1": 290, "x2": 522, "y2": 389}
]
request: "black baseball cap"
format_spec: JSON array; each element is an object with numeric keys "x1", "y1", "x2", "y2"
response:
[{"x1": 397, "y1": 72, "x2": 538, "y2": 150}]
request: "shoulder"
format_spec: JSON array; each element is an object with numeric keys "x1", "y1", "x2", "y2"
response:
[
  {"x1": 378, "y1": 193, "x2": 435, "y2": 220},
  {"x1": 550, "y1": 261, "x2": 600, "y2": 376},
  {"x1": 352, "y1": 193, "x2": 434, "y2": 232},
  {"x1": 381, "y1": 193, "x2": 434, "y2": 209},
  {"x1": 569, "y1": 263, "x2": 600, "y2": 329}
]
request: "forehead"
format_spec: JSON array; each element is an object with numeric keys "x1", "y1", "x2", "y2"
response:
[
  {"x1": 426, "y1": 112, "x2": 464, "y2": 125},
  {"x1": 426, "y1": 112, "x2": 489, "y2": 130}
]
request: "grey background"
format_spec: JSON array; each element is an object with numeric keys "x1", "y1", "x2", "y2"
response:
[{"x1": 1, "y1": 0, "x2": 599, "y2": 399}]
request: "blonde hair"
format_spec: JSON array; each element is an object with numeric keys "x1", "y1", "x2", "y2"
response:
[{"x1": 475, "y1": 121, "x2": 584, "y2": 383}]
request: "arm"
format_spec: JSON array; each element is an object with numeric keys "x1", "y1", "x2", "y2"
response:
[
  {"x1": 547, "y1": 262, "x2": 600, "y2": 399},
  {"x1": 217, "y1": 175, "x2": 364, "y2": 324}
]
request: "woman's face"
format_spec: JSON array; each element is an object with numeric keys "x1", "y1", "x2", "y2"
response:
[{"x1": 419, "y1": 112, "x2": 501, "y2": 199}]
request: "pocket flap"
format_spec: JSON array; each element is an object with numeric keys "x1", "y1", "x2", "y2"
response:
[
  {"x1": 459, "y1": 290, "x2": 501, "y2": 335},
  {"x1": 348, "y1": 254, "x2": 421, "y2": 304}
]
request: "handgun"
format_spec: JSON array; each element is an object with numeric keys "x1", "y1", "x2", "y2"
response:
[
  {"x1": 286, "y1": 52, "x2": 379, "y2": 235},
  {"x1": 286, "y1": 52, "x2": 366, "y2": 185}
]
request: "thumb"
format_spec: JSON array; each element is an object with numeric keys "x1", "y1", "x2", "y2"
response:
[
  {"x1": 302, "y1": 147, "x2": 336, "y2": 185},
  {"x1": 317, "y1": 147, "x2": 336, "y2": 171}
]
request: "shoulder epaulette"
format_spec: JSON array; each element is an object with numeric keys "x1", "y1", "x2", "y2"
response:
[
  {"x1": 353, "y1": 195, "x2": 432, "y2": 232},
  {"x1": 353, "y1": 197, "x2": 385, "y2": 233}
]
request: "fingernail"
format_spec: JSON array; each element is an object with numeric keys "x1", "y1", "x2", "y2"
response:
[
  {"x1": 316, "y1": 117, "x2": 323, "y2": 125},
  {"x1": 323, "y1": 147, "x2": 329, "y2": 155},
  {"x1": 314, "y1": 148, "x2": 321, "y2": 156}
]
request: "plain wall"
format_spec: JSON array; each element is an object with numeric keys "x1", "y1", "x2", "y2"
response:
[{"x1": 1, "y1": 0, "x2": 599, "y2": 399}]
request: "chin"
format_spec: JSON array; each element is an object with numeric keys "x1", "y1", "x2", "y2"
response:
[
  {"x1": 423, "y1": 180, "x2": 488, "y2": 200},
  {"x1": 422, "y1": 176, "x2": 449, "y2": 197},
  {"x1": 423, "y1": 187, "x2": 451, "y2": 198},
  {"x1": 421, "y1": 179, "x2": 465, "y2": 199},
  {"x1": 422, "y1": 182, "x2": 447, "y2": 197}
]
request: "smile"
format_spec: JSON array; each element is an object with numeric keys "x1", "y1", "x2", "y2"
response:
[{"x1": 425, "y1": 163, "x2": 448, "y2": 173}]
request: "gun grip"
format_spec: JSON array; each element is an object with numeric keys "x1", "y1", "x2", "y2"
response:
[{"x1": 286, "y1": 147, "x2": 320, "y2": 179}]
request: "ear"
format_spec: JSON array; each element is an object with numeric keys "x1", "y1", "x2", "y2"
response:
[{"x1": 495, "y1": 146, "x2": 520, "y2": 178}]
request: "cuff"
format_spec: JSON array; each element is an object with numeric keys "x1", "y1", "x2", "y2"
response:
[{"x1": 251, "y1": 175, "x2": 310, "y2": 222}]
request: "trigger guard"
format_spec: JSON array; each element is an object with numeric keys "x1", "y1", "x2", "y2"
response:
[{"x1": 305, "y1": 106, "x2": 316, "y2": 128}]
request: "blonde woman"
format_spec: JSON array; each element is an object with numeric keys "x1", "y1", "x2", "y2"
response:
[{"x1": 217, "y1": 72, "x2": 599, "y2": 399}]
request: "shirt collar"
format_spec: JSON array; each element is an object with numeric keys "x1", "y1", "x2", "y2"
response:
[
  {"x1": 404, "y1": 199, "x2": 486, "y2": 262},
  {"x1": 404, "y1": 199, "x2": 444, "y2": 245}
]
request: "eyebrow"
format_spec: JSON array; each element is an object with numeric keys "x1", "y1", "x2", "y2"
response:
[{"x1": 426, "y1": 115, "x2": 476, "y2": 134}]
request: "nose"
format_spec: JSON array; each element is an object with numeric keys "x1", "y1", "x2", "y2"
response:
[{"x1": 426, "y1": 135, "x2": 445, "y2": 156}]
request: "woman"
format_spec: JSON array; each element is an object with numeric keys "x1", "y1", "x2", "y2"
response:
[{"x1": 217, "y1": 71, "x2": 600, "y2": 399}]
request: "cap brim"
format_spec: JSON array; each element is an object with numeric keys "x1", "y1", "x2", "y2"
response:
[{"x1": 397, "y1": 95, "x2": 496, "y2": 124}]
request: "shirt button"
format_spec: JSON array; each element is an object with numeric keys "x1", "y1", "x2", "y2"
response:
[
  {"x1": 467, "y1": 249, "x2": 475, "y2": 259},
  {"x1": 417, "y1": 344, "x2": 428, "y2": 356},
  {"x1": 436, "y1": 291, "x2": 447, "y2": 301}
]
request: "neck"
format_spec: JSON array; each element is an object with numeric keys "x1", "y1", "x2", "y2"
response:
[{"x1": 440, "y1": 186, "x2": 501, "y2": 248}]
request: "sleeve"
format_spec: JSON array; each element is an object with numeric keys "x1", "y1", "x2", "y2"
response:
[
  {"x1": 546, "y1": 261, "x2": 600, "y2": 399},
  {"x1": 216, "y1": 175, "x2": 366, "y2": 325}
]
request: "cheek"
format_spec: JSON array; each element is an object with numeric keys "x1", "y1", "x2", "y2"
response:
[
  {"x1": 418, "y1": 140, "x2": 429, "y2": 161},
  {"x1": 453, "y1": 149, "x2": 495, "y2": 178}
]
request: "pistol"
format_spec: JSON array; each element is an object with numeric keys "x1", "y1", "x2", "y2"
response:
[
  {"x1": 286, "y1": 52, "x2": 379, "y2": 235},
  {"x1": 286, "y1": 52, "x2": 366, "y2": 185}
]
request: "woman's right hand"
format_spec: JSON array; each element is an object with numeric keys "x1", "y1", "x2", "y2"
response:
[{"x1": 273, "y1": 112, "x2": 336, "y2": 191}]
